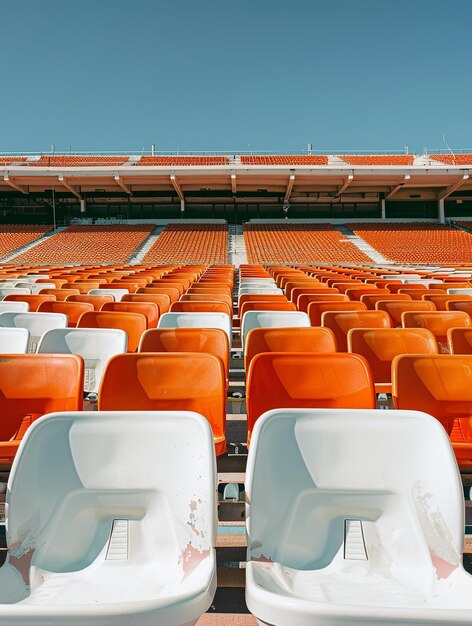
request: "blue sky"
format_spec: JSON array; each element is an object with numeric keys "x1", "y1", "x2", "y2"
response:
[{"x1": 0, "y1": 0, "x2": 470, "y2": 153}]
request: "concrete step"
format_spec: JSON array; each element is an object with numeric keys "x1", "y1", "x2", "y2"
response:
[
  {"x1": 128, "y1": 225, "x2": 165, "y2": 264},
  {"x1": 335, "y1": 224, "x2": 390, "y2": 263}
]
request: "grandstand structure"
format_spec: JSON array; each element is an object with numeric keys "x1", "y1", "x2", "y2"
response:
[{"x1": 1, "y1": 151, "x2": 472, "y2": 224}]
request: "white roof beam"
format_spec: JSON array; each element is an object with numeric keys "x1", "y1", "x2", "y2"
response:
[
  {"x1": 170, "y1": 174, "x2": 184, "y2": 201},
  {"x1": 58, "y1": 175, "x2": 82, "y2": 199},
  {"x1": 335, "y1": 174, "x2": 354, "y2": 197},
  {"x1": 385, "y1": 174, "x2": 411, "y2": 200},
  {"x1": 284, "y1": 173, "x2": 295, "y2": 203},
  {"x1": 3, "y1": 175, "x2": 28, "y2": 194},
  {"x1": 114, "y1": 175, "x2": 131, "y2": 194},
  {"x1": 438, "y1": 174, "x2": 470, "y2": 200}
]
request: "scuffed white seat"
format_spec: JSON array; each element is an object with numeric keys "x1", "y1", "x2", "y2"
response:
[
  {"x1": 158, "y1": 312, "x2": 232, "y2": 347},
  {"x1": 0, "y1": 288, "x2": 31, "y2": 297},
  {"x1": 0, "y1": 410, "x2": 216, "y2": 626},
  {"x1": 89, "y1": 288, "x2": 129, "y2": 302},
  {"x1": 0, "y1": 312, "x2": 67, "y2": 353},
  {"x1": 241, "y1": 310, "x2": 310, "y2": 348},
  {"x1": 0, "y1": 301, "x2": 30, "y2": 313},
  {"x1": 447, "y1": 288, "x2": 472, "y2": 296},
  {"x1": 37, "y1": 328, "x2": 128, "y2": 394},
  {"x1": 246, "y1": 408, "x2": 472, "y2": 626},
  {"x1": 0, "y1": 327, "x2": 30, "y2": 353},
  {"x1": 239, "y1": 288, "x2": 283, "y2": 296}
]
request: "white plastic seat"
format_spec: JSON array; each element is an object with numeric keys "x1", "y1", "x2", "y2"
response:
[
  {"x1": 37, "y1": 328, "x2": 128, "y2": 394},
  {"x1": 0, "y1": 410, "x2": 216, "y2": 626},
  {"x1": 29, "y1": 282, "x2": 57, "y2": 294},
  {"x1": 0, "y1": 301, "x2": 30, "y2": 313},
  {"x1": 0, "y1": 327, "x2": 30, "y2": 353},
  {"x1": 246, "y1": 408, "x2": 472, "y2": 626},
  {"x1": 238, "y1": 288, "x2": 284, "y2": 298},
  {"x1": 241, "y1": 310, "x2": 310, "y2": 348},
  {"x1": 89, "y1": 288, "x2": 129, "y2": 302},
  {"x1": 158, "y1": 312, "x2": 232, "y2": 347},
  {"x1": 0, "y1": 288, "x2": 31, "y2": 297},
  {"x1": 0, "y1": 312, "x2": 68, "y2": 353},
  {"x1": 447, "y1": 288, "x2": 472, "y2": 296}
]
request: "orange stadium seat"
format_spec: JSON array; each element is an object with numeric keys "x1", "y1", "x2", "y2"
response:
[
  {"x1": 297, "y1": 293, "x2": 348, "y2": 312},
  {"x1": 360, "y1": 293, "x2": 411, "y2": 309},
  {"x1": 170, "y1": 300, "x2": 231, "y2": 316},
  {"x1": 4, "y1": 294, "x2": 56, "y2": 311},
  {"x1": 77, "y1": 310, "x2": 147, "y2": 352},
  {"x1": 347, "y1": 327, "x2": 439, "y2": 394},
  {"x1": 246, "y1": 353, "x2": 375, "y2": 444},
  {"x1": 122, "y1": 293, "x2": 171, "y2": 314},
  {"x1": 65, "y1": 294, "x2": 114, "y2": 310},
  {"x1": 239, "y1": 301, "x2": 296, "y2": 318},
  {"x1": 138, "y1": 327, "x2": 229, "y2": 386},
  {"x1": 138, "y1": 287, "x2": 181, "y2": 303},
  {"x1": 37, "y1": 300, "x2": 94, "y2": 326},
  {"x1": 101, "y1": 301, "x2": 160, "y2": 328},
  {"x1": 98, "y1": 352, "x2": 226, "y2": 455},
  {"x1": 375, "y1": 300, "x2": 436, "y2": 326},
  {"x1": 38, "y1": 288, "x2": 81, "y2": 300},
  {"x1": 307, "y1": 300, "x2": 367, "y2": 326},
  {"x1": 448, "y1": 328, "x2": 472, "y2": 354},
  {"x1": 402, "y1": 311, "x2": 472, "y2": 350},
  {"x1": 0, "y1": 354, "x2": 83, "y2": 467},
  {"x1": 321, "y1": 310, "x2": 392, "y2": 351},
  {"x1": 244, "y1": 326, "x2": 336, "y2": 371},
  {"x1": 393, "y1": 354, "x2": 472, "y2": 468}
]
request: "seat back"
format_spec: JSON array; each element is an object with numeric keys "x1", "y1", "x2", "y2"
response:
[
  {"x1": 246, "y1": 353, "x2": 375, "y2": 443},
  {"x1": 245, "y1": 408, "x2": 463, "y2": 571},
  {"x1": 37, "y1": 301, "x2": 94, "y2": 327},
  {"x1": 393, "y1": 354, "x2": 472, "y2": 439},
  {"x1": 6, "y1": 411, "x2": 215, "y2": 594},
  {"x1": 360, "y1": 293, "x2": 411, "y2": 309},
  {"x1": 241, "y1": 311, "x2": 310, "y2": 349},
  {"x1": 239, "y1": 301, "x2": 296, "y2": 318},
  {"x1": 77, "y1": 311, "x2": 147, "y2": 352},
  {"x1": 244, "y1": 327, "x2": 336, "y2": 371},
  {"x1": 38, "y1": 328, "x2": 127, "y2": 393},
  {"x1": 0, "y1": 327, "x2": 30, "y2": 354},
  {"x1": 38, "y1": 288, "x2": 80, "y2": 300},
  {"x1": 376, "y1": 300, "x2": 436, "y2": 326},
  {"x1": 448, "y1": 327, "x2": 472, "y2": 355},
  {"x1": 4, "y1": 294, "x2": 56, "y2": 312},
  {"x1": 321, "y1": 310, "x2": 392, "y2": 352},
  {"x1": 158, "y1": 312, "x2": 232, "y2": 347},
  {"x1": 138, "y1": 287, "x2": 180, "y2": 303},
  {"x1": 122, "y1": 293, "x2": 170, "y2": 314},
  {"x1": 66, "y1": 294, "x2": 114, "y2": 310},
  {"x1": 88, "y1": 288, "x2": 129, "y2": 302},
  {"x1": 297, "y1": 293, "x2": 348, "y2": 313},
  {"x1": 307, "y1": 301, "x2": 366, "y2": 326},
  {"x1": 402, "y1": 310, "x2": 472, "y2": 349},
  {"x1": 170, "y1": 300, "x2": 232, "y2": 317},
  {"x1": 99, "y1": 353, "x2": 226, "y2": 455},
  {"x1": 101, "y1": 301, "x2": 159, "y2": 328},
  {"x1": 0, "y1": 354, "x2": 83, "y2": 463},
  {"x1": 0, "y1": 311, "x2": 68, "y2": 353},
  {"x1": 347, "y1": 328, "x2": 439, "y2": 391},
  {"x1": 0, "y1": 301, "x2": 29, "y2": 314},
  {"x1": 139, "y1": 327, "x2": 229, "y2": 384}
]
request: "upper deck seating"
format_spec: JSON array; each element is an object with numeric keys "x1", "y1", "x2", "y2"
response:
[
  {"x1": 0, "y1": 410, "x2": 216, "y2": 623},
  {"x1": 0, "y1": 225, "x2": 51, "y2": 258},
  {"x1": 340, "y1": 154, "x2": 415, "y2": 165},
  {"x1": 244, "y1": 224, "x2": 372, "y2": 263},
  {"x1": 245, "y1": 408, "x2": 472, "y2": 625},
  {"x1": 99, "y1": 353, "x2": 227, "y2": 456},
  {"x1": 347, "y1": 223, "x2": 472, "y2": 263},
  {"x1": 429, "y1": 154, "x2": 472, "y2": 165},
  {"x1": 24, "y1": 155, "x2": 129, "y2": 167},
  {"x1": 138, "y1": 155, "x2": 228, "y2": 166},
  {"x1": 12, "y1": 225, "x2": 154, "y2": 264},
  {"x1": 240, "y1": 155, "x2": 328, "y2": 165},
  {"x1": 143, "y1": 224, "x2": 228, "y2": 264}
]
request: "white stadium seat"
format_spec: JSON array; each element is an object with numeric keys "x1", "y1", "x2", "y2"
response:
[
  {"x1": 0, "y1": 288, "x2": 31, "y2": 298},
  {"x1": 0, "y1": 327, "x2": 30, "y2": 353},
  {"x1": 447, "y1": 288, "x2": 472, "y2": 296},
  {"x1": 0, "y1": 312, "x2": 67, "y2": 353},
  {"x1": 0, "y1": 410, "x2": 216, "y2": 625},
  {"x1": 158, "y1": 311, "x2": 232, "y2": 347},
  {"x1": 88, "y1": 288, "x2": 129, "y2": 302},
  {"x1": 0, "y1": 301, "x2": 29, "y2": 313},
  {"x1": 246, "y1": 408, "x2": 472, "y2": 625},
  {"x1": 241, "y1": 310, "x2": 310, "y2": 348},
  {"x1": 37, "y1": 328, "x2": 128, "y2": 394}
]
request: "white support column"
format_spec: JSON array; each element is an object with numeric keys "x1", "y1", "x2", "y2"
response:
[
  {"x1": 438, "y1": 198, "x2": 445, "y2": 224},
  {"x1": 381, "y1": 198, "x2": 386, "y2": 220},
  {"x1": 180, "y1": 199, "x2": 185, "y2": 213},
  {"x1": 80, "y1": 198, "x2": 86, "y2": 214}
]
